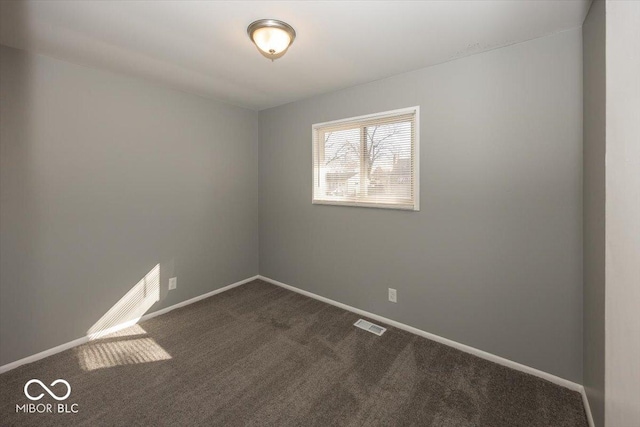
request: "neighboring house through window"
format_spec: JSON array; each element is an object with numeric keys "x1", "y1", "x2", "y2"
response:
[{"x1": 312, "y1": 106, "x2": 419, "y2": 210}]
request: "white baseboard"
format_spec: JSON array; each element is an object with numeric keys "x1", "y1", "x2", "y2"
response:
[
  {"x1": 0, "y1": 275, "x2": 259, "y2": 374},
  {"x1": 0, "y1": 335, "x2": 91, "y2": 375},
  {"x1": 0, "y1": 273, "x2": 594, "y2": 427},
  {"x1": 580, "y1": 387, "x2": 596, "y2": 427},
  {"x1": 258, "y1": 274, "x2": 594, "y2": 426},
  {"x1": 135, "y1": 275, "x2": 259, "y2": 323}
]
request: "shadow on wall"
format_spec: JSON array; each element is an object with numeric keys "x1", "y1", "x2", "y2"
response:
[
  {"x1": 77, "y1": 264, "x2": 174, "y2": 371},
  {"x1": 87, "y1": 264, "x2": 161, "y2": 340}
]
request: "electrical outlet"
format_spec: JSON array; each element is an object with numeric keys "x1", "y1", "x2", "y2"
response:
[
  {"x1": 168, "y1": 277, "x2": 177, "y2": 290},
  {"x1": 388, "y1": 288, "x2": 397, "y2": 303}
]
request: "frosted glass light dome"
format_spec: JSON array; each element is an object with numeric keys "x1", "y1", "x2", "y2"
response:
[{"x1": 247, "y1": 19, "x2": 296, "y2": 61}]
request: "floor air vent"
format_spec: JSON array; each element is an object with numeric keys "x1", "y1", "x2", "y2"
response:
[{"x1": 354, "y1": 319, "x2": 386, "y2": 336}]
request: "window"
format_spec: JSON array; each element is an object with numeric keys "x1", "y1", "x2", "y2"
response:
[{"x1": 312, "y1": 106, "x2": 419, "y2": 210}]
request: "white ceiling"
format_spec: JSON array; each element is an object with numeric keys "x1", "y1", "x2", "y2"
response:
[{"x1": 0, "y1": 1, "x2": 590, "y2": 110}]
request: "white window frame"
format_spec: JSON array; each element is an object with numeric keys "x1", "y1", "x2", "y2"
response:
[{"x1": 312, "y1": 106, "x2": 420, "y2": 211}]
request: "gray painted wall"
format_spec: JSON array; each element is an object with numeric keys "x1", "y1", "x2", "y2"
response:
[
  {"x1": 605, "y1": 1, "x2": 640, "y2": 425},
  {"x1": 582, "y1": 0, "x2": 606, "y2": 424},
  {"x1": 0, "y1": 45, "x2": 259, "y2": 366},
  {"x1": 259, "y1": 29, "x2": 583, "y2": 382}
]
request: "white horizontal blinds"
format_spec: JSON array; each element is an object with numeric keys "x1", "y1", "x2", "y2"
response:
[
  {"x1": 313, "y1": 109, "x2": 417, "y2": 209},
  {"x1": 315, "y1": 127, "x2": 362, "y2": 200},
  {"x1": 364, "y1": 117, "x2": 413, "y2": 205}
]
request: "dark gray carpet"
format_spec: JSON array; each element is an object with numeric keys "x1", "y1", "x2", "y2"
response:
[{"x1": 0, "y1": 280, "x2": 587, "y2": 426}]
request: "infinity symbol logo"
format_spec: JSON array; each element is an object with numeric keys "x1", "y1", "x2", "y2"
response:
[{"x1": 24, "y1": 379, "x2": 71, "y2": 401}]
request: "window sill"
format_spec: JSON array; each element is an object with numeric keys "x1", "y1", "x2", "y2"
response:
[{"x1": 312, "y1": 199, "x2": 419, "y2": 211}]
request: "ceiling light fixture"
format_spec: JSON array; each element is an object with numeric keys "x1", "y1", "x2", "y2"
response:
[{"x1": 247, "y1": 19, "x2": 296, "y2": 61}]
